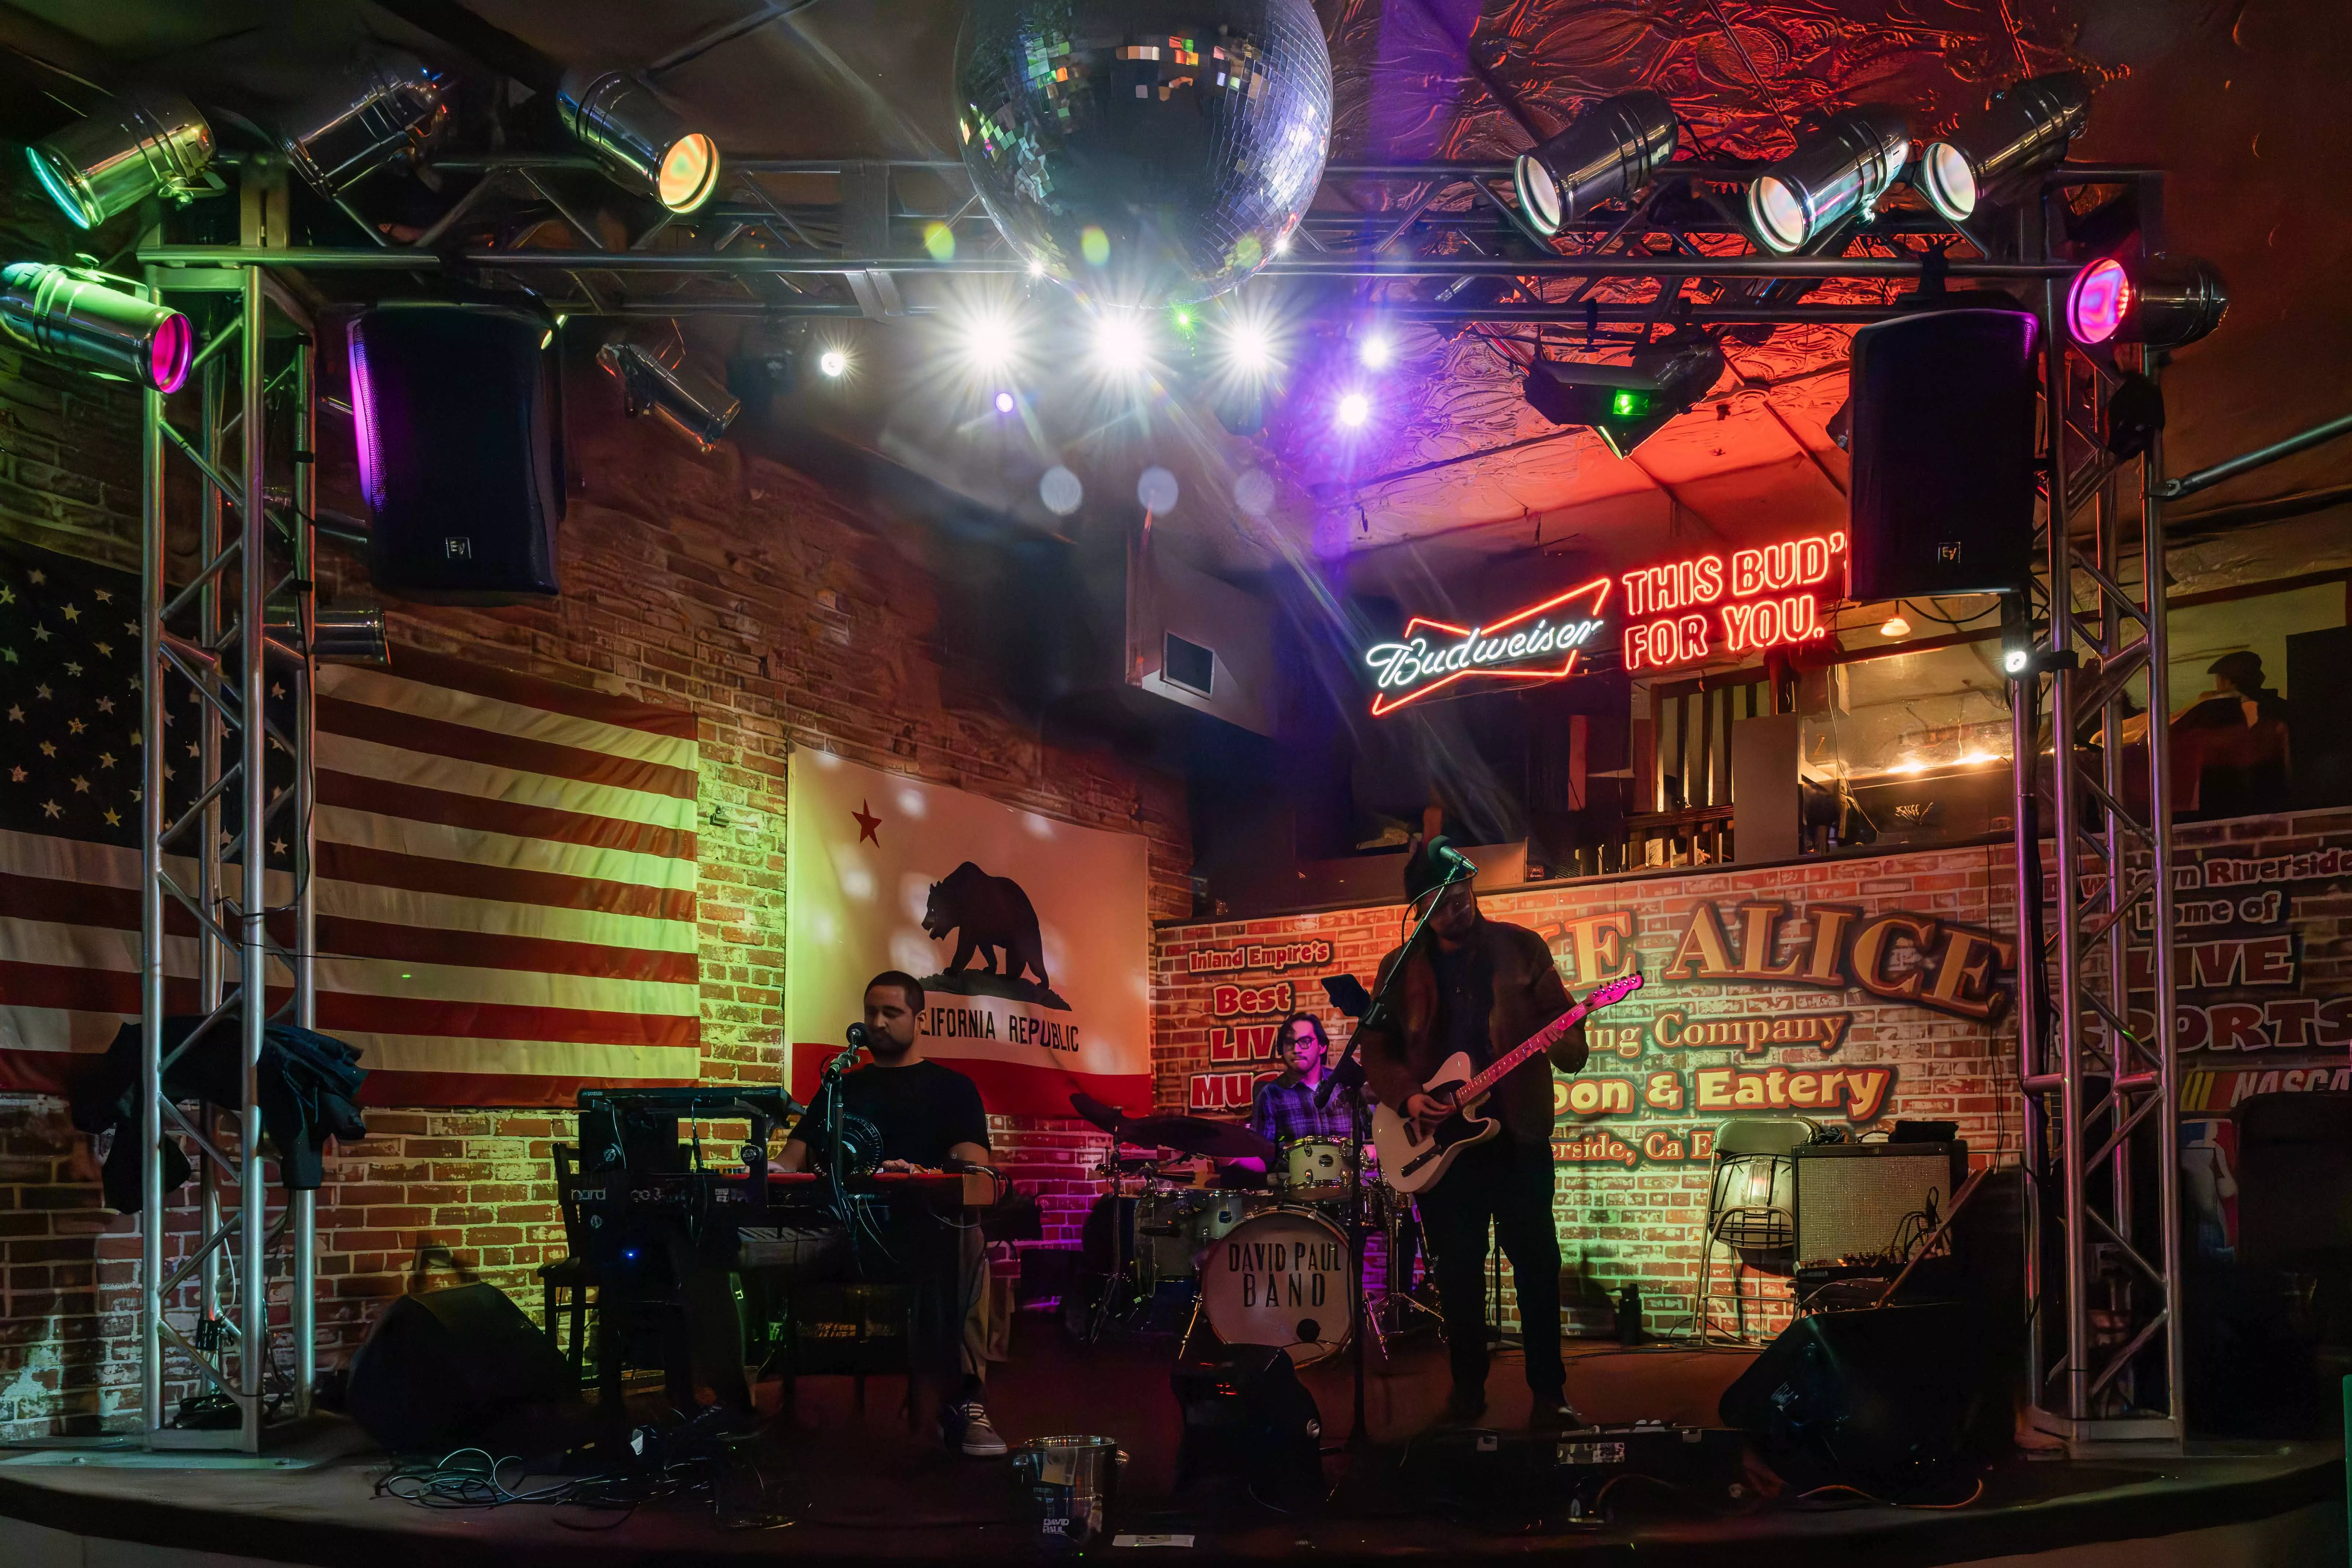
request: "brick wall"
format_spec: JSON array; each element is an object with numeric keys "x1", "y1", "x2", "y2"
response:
[
  {"x1": 1154, "y1": 840, "x2": 2026, "y2": 1336},
  {"x1": 0, "y1": 247, "x2": 1187, "y2": 1432}
]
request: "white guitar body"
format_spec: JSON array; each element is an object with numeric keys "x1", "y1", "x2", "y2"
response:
[
  {"x1": 1370, "y1": 1052, "x2": 1498, "y2": 1196},
  {"x1": 1366, "y1": 971, "x2": 1645, "y2": 1198}
]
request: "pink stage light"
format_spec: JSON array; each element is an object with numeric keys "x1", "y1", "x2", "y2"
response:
[{"x1": 2067, "y1": 257, "x2": 2130, "y2": 346}]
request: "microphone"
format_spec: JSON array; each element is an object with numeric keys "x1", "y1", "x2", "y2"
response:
[
  {"x1": 1430, "y1": 841, "x2": 1478, "y2": 884},
  {"x1": 845, "y1": 1022, "x2": 873, "y2": 1053}
]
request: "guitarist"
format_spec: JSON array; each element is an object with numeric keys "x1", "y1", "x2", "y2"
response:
[{"x1": 1358, "y1": 837, "x2": 1590, "y2": 1428}]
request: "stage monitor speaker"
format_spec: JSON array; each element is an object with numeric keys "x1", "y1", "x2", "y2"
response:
[
  {"x1": 346, "y1": 1281, "x2": 576, "y2": 1452},
  {"x1": 1794, "y1": 1141, "x2": 1965, "y2": 1272},
  {"x1": 1171, "y1": 1344, "x2": 1323, "y2": 1499},
  {"x1": 1847, "y1": 307, "x2": 2039, "y2": 599},
  {"x1": 347, "y1": 301, "x2": 565, "y2": 603},
  {"x1": 1719, "y1": 1301, "x2": 1988, "y2": 1490}
]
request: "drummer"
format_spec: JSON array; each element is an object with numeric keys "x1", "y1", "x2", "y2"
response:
[{"x1": 1228, "y1": 1012, "x2": 1360, "y2": 1173}]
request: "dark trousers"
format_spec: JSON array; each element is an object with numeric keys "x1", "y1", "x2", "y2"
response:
[{"x1": 1414, "y1": 1135, "x2": 1564, "y2": 1397}]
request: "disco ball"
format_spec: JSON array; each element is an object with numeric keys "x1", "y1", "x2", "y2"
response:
[{"x1": 954, "y1": 0, "x2": 1332, "y2": 306}]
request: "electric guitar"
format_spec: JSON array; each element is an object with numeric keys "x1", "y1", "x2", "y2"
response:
[{"x1": 1370, "y1": 971, "x2": 1645, "y2": 1196}]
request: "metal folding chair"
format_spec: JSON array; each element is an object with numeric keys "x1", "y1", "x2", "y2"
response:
[{"x1": 1698, "y1": 1117, "x2": 1816, "y2": 1344}]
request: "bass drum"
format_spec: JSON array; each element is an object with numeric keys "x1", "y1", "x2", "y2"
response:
[{"x1": 1198, "y1": 1208, "x2": 1352, "y2": 1367}]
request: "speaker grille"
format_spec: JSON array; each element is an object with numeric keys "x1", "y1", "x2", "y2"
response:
[{"x1": 1793, "y1": 1144, "x2": 1961, "y2": 1269}]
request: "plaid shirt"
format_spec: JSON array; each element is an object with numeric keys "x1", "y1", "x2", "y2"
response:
[{"x1": 1250, "y1": 1072, "x2": 1361, "y2": 1144}]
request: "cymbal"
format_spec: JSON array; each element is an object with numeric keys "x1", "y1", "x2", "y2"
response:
[
  {"x1": 1121, "y1": 1114, "x2": 1278, "y2": 1163},
  {"x1": 1069, "y1": 1090, "x2": 1132, "y2": 1135}
]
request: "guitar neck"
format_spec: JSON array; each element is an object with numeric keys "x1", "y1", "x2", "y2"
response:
[{"x1": 1457, "y1": 1000, "x2": 1589, "y2": 1102}]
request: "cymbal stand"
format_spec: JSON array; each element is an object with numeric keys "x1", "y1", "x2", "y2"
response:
[
  {"x1": 1086, "y1": 1140, "x2": 1141, "y2": 1344},
  {"x1": 1374, "y1": 1193, "x2": 1443, "y2": 1341}
]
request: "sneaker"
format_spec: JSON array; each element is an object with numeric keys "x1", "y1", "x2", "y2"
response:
[
  {"x1": 1529, "y1": 1394, "x2": 1588, "y2": 1432},
  {"x1": 1440, "y1": 1385, "x2": 1487, "y2": 1426},
  {"x1": 941, "y1": 1397, "x2": 1009, "y2": 1457}
]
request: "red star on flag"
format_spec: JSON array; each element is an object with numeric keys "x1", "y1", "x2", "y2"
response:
[{"x1": 851, "y1": 798, "x2": 881, "y2": 845}]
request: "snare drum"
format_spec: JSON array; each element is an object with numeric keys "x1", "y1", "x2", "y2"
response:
[
  {"x1": 1274, "y1": 1137, "x2": 1355, "y2": 1201},
  {"x1": 1199, "y1": 1207, "x2": 1352, "y2": 1366}
]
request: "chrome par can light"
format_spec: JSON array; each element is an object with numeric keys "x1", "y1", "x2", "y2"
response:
[
  {"x1": 27, "y1": 85, "x2": 215, "y2": 230},
  {"x1": 1747, "y1": 105, "x2": 1912, "y2": 254},
  {"x1": 1512, "y1": 90, "x2": 1679, "y2": 238},
  {"x1": 0, "y1": 262, "x2": 191, "y2": 392},
  {"x1": 558, "y1": 69, "x2": 720, "y2": 213},
  {"x1": 281, "y1": 50, "x2": 451, "y2": 196}
]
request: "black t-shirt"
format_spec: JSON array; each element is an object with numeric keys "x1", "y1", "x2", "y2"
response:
[
  {"x1": 1430, "y1": 937, "x2": 1495, "y2": 1070},
  {"x1": 796, "y1": 1058, "x2": 990, "y2": 1170}
]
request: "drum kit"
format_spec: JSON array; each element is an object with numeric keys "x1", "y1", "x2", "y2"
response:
[{"x1": 1068, "y1": 1094, "x2": 1432, "y2": 1369}]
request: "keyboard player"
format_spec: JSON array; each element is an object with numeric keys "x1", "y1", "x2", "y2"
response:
[{"x1": 777, "y1": 970, "x2": 1006, "y2": 1457}]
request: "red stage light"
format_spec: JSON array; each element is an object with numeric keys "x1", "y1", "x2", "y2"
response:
[{"x1": 2067, "y1": 258, "x2": 2130, "y2": 346}]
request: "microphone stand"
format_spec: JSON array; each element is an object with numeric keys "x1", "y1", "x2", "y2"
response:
[
  {"x1": 821, "y1": 1034, "x2": 865, "y2": 1273},
  {"x1": 1319, "y1": 859, "x2": 1474, "y2": 1451}
]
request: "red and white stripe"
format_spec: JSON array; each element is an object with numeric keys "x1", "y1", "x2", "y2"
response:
[{"x1": 0, "y1": 650, "x2": 701, "y2": 1107}]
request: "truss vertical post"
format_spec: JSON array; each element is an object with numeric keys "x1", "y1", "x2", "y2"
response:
[
  {"x1": 2020, "y1": 238, "x2": 2185, "y2": 1449},
  {"x1": 288, "y1": 320, "x2": 319, "y2": 1416},
  {"x1": 139, "y1": 260, "x2": 317, "y2": 1451},
  {"x1": 138, "y1": 269, "x2": 168, "y2": 1442}
]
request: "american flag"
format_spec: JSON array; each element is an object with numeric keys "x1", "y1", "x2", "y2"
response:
[{"x1": 0, "y1": 539, "x2": 701, "y2": 1107}]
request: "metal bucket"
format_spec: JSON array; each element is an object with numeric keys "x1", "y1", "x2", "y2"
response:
[{"x1": 1011, "y1": 1434, "x2": 1126, "y2": 1549}]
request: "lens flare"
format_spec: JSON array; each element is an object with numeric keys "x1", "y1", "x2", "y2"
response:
[
  {"x1": 1358, "y1": 333, "x2": 1393, "y2": 370},
  {"x1": 818, "y1": 347, "x2": 849, "y2": 378},
  {"x1": 1338, "y1": 391, "x2": 1370, "y2": 428},
  {"x1": 994, "y1": 390, "x2": 1015, "y2": 414},
  {"x1": 1092, "y1": 314, "x2": 1148, "y2": 374}
]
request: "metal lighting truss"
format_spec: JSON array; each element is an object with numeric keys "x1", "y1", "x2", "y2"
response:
[
  {"x1": 138, "y1": 255, "x2": 318, "y2": 1452},
  {"x1": 2011, "y1": 183, "x2": 2183, "y2": 1448},
  {"x1": 137, "y1": 153, "x2": 2095, "y2": 326}
]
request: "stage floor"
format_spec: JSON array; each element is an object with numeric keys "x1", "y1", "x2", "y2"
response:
[{"x1": 0, "y1": 1320, "x2": 2341, "y2": 1567}]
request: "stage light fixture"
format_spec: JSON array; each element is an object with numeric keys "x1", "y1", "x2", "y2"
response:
[
  {"x1": 27, "y1": 86, "x2": 215, "y2": 230},
  {"x1": 1337, "y1": 391, "x2": 1370, "y2": 428},
  {"x1": 1358, "y1": 332, "x2": 1393, "y2": 370},
  {"x1": 1746, "y1": 105, "x2": 1912, "y2": 254},
  {"x1": 1092, "y1": 314, "x2": 1149, "y2": 374},
  {"x1": 1521, "y1": 333, "x2": 1724, "y2": 458},
  {"x1": 1880, "y1": 613, "x2": 1911, "y2": 638},
  {"x1": 1918, "y1": 72, "x2": 2089, "y2": 223},
  {"x1": 598, "y1": 338, "x2": 739, "y2": 452},
  {"x1": 956, "y1": 308, "x2": 1018, "y2": 373},
  {"x1": 279, "y1": 49, "x2": 450, "y2": 197},
  {"x1": 2064, "y1": 255, "x2": 2227, "y2": 350},
  {"x1": 817, "y1": 347, "x2": 850, "y2": 379},
  {"x1": 558, "y1": 69, "x2": 719, "y2": 213},
  {"x1": 1513, "y1": 89, "x2": 1679, "y2": 238},
  {"x1": 0, "y1": 262, "x2": 190, "y2": 392}
]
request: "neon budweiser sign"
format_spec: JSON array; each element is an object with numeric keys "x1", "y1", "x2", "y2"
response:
[{"x1": 1362, "y1": 530, "x2": 1848, "y2": 715}]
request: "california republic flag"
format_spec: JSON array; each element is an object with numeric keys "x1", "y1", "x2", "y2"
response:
[{"x1": 785, "y1": 751, "x2": 1151, "y2": 1116}]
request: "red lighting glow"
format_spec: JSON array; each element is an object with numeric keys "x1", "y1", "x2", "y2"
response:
[{"x1": 2067, "y1": 258, "x2": 2130, "y2": 346}]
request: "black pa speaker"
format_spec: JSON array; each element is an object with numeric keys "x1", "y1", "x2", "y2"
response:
[
  {"x1": 2236, "y1": 1091, "x2": 2352, "y2": 1265},
  {"x1": 347, "y1": 301, "x2": 565, "y2": 603},
  {"x1": 1848, "y1": 307, "x2": 2038, "y2": 599},
  {"x1": 345, "y1": 1281, "x2": 577, "y2": 1451},
  {"x1": 1719, "y1": 1302, "x2": 1990, "y2": 1490}
]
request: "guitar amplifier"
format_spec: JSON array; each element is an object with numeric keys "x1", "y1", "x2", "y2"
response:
[{"x1": 1793, "y1": 1142, "x2": 1966, "y2": 1272}]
